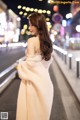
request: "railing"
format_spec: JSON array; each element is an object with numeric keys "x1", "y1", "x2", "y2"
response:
[
  {"x1": 0, "y1": 42, "x2": 27, "y2": 48},
  {"x1": 53, "y1": 45, "x2": 80, "y2": 78},
  {"x1": 0, "y1": 56, "x2": 26, "y2": 94}
]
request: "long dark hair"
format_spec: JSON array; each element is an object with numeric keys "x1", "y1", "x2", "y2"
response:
[{"x1": 28, "y1": 12, "x2": 53, "y2": 61}]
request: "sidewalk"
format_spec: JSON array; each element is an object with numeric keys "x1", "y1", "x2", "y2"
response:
[{"x1": 53, "y1": 51, "x2": 80, "y2": 104}]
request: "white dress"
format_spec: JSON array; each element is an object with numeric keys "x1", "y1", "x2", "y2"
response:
[{"x1": 16, "y1": 40, "x2": 54, "y2": 120}]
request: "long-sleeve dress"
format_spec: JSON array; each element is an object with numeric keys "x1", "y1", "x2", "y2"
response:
[{"x1": 16, "y1": 38, "x2": 54, "y2": 120}]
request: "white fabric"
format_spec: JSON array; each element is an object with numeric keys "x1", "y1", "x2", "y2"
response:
[{"x1": 16, "y1": 54, "x2": 54, "y2": 120}]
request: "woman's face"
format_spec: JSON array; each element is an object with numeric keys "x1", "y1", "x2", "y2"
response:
[{"x1": 29, "y1": 21, "x2": 38, "y2": 36}]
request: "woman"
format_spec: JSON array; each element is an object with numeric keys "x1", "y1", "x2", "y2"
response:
[{"x1": 16, "y1": 12, "x2": 54, "y2": 120}]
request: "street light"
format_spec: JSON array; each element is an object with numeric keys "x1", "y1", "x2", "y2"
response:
[{"x1": 76, "y1": 25, "x2": 80, "y2": 32}]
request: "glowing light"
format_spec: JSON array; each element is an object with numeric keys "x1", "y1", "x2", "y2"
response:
[
  {"x1": 47, "y1": 22, "x2": 51, "y2": 25},
  {"x1": 62, "y1": 20, "x2": 67, "y2": 27},
  {"x1": 53, "y1": 5, "x2": 58, "y2": 12},
  {"x1": 34, "y1": 9, "x2": 38, "y2": 12},
  {"x1": 19, "y1": 11, "x2": 23, "y2": 15},
  {"x1": 23, "y1": 24, "x2": 27, "y2": 29},
  {"x1": 38, "y1": 0, "x2": 43, "y2": 1},
  {"x1": 30, "y1": 8, "x2": 34, "y2": 12},
  {"x1": 42, "y1": 10, "x2": 46, "y2": 13},
  {"x1": 22, "y1": 6, "x2": 26, "y2": 10},
  {"x1": 17, "y1": 17, "x2": 21, "y2": 21},
  {"x1": 66, "y1": 13, "x2": 72, "y2": 19},
  {"x1": 38, "y1": 9, "x2": 43, "y2": 13},
  {"x1": 46, "y1": 18, "x2": 50, "y2": 21},
  {"x1": 17, "y1": 5, "x2": 21, "y2": 9},
  {"x1": 68, "y1": 53, "x2": 72, "y2": 58},
  {"x1": 47, "y1": 10, "x2": 51, "y2": 14},
  {"x1": 26, "y1": 7, "x2": 30, "y2": 11},
  {"x1": 24, "y1": 12, "x2": 27, "y2": 16},
  {"x1": 21, "y1": 29, "x2": 25, "y2": 35},
  {"x1": 76, "y1": 58, "x2": 80, "y2": 61},
  {"x1": 76, "y1": 25, "x2": 80, "y2": 32}
]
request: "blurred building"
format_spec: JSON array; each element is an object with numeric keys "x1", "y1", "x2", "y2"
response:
[
  {"x1": 0, "y1": 0, "x2": 7, "y2": 43},
  {"x1": 70, "y1": 0, "x2": 80, "y2": 37},
  {"x1": 0, "y1": 0, "x2": 21, "y2": 44},
  {"x1": 6, "y1": 9, "x2": 21, "y2": 43}
]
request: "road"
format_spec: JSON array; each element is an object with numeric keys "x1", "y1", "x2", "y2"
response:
[{"x1": 0, "y1": 47, "x2": 25, "y2": 72}]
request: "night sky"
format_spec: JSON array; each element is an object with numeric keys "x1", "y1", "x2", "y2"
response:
[{"x1": 3, "y1": 0, "x2": 72, "y2": 28}]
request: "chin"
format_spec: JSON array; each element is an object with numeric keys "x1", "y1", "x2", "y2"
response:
[
  {"x1": 30, "y1": 32, "x2": 34, "y2": 35},
  {"x1": 31, "y1": 33, "x2": 36, "y2": 36}
]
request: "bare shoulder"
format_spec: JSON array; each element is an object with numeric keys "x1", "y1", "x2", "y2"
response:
[
  {"x1": 27, "y1": 37, "x2": 35, "y2": 55},
  {"x1": 27, "y1": 37, "x2": 35, "y2": 45},
  {"x1": 27, "y1": 37, "x2": 40, "y2": 49}
]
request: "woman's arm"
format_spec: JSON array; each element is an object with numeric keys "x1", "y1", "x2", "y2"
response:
[{"x1": 26, "y1": 38, "x2": 35, "y2": 56}]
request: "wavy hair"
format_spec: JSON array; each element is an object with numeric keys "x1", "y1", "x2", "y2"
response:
[{"x1": 28, "y1": 13, "x2": 53, "y2": 61}]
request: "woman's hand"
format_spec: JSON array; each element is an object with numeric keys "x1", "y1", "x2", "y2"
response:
[{"x1": 15, "y1": 64, "x2": 19, "y2": 70}]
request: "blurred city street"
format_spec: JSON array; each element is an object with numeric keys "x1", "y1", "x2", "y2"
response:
[{"x1": 0, "y1": 0, "x2": 80, "y2": 120}]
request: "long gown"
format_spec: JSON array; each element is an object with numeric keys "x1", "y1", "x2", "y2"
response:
[{"x1": 16, "y1": 53, "x2": 54, "y2": 120}]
